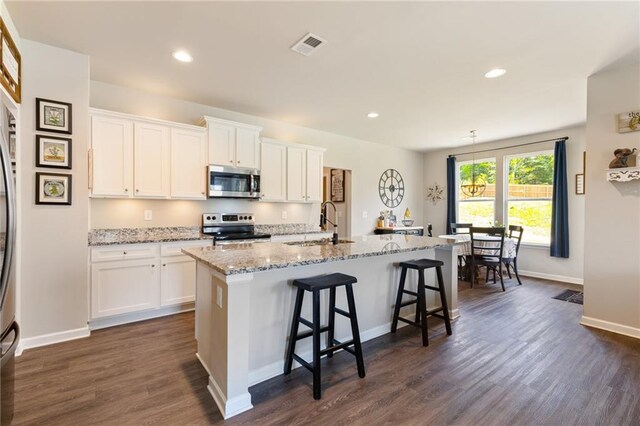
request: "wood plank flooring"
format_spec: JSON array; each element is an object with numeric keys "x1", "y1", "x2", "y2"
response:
[{"x1": 12, "y1": 277, "x2": 640, "y2": 425}]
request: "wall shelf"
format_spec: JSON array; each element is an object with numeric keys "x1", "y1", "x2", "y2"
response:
[{"x1": 606, "y1": 167, "x2": 640, "y2": 182}]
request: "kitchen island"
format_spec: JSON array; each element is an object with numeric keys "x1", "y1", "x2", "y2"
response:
[{"x1": 183, "y1": 234, "x2": 458, "y2": 419}]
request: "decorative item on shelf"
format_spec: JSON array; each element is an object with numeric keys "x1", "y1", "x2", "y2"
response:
[
  {"x1": 378, "y1": 168, "x2": 404, "y2": 208},
  {"x1": 606, "y1": 167, "x2": 640, "y2": 182},
  {"x1": 35, "y1": 172, "x2": 72, "y2": 205},
  {"x1": 330, "y1": 168, "x2": 345, "y2": 202},
  {"x1": 609, "y1": 148, "x2": 637, "y2": 168},
  {"x1": 617, "y1": 110, "x2": 640, "y2": 133},
  {"x1": 389, "y1": 210, "x2": 397, "y2": 227},
  {"x1": 402, "y1": 208, "x2": 414, "y2": 226},
  {"x1": 425, "y1": 182, "x2": 445, "y2": 204},
  {"x1": 0, "y1": 17, "x2": 21, "y2": 104},
  {"x1": 460, "y1": 130, "x2": 486, "y2": 197},
  {"x1": 36, "y1": 98, "x2": 72, "y2": 134},
  {"x1": 36, "y1": 135, "x2": 72, "y2": 169}
]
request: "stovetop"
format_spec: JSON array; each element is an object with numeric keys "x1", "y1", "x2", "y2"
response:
[{"x1": 201, "y1": 213, "x2": 270, "y2": 241}]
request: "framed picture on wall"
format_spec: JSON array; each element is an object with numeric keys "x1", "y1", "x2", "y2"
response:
[
  {"x1": 330, "y1": 169, "x2": 345, "y2": 202},
  {"x1": 575, "y1": 174, "x2": 585, "y2": 195},
  {"x1": 35, "y1": 172, "x2": 72, "y2": 205},
  {"x1": 36, "y1": 98, "x2": 72, "y2": 134},
  {"x1": 36, "y1": 135, "x2": 72, "y2": 169}
]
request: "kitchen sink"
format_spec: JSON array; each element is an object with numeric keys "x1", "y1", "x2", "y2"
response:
[{"x1": 284, "y1": 239, "x2": 355, "y2": 247}]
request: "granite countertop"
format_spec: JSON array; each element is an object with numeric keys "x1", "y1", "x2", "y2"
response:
[
  {"x1": 255, "y1": 223, "x2": 324, "y2": 235},
  {"x1": 89, "y1": 227, "x2": 212, "y2": 246},
  {"x1": 375, "y1": 225, "x2": 424, "y2": 230},
  {"x1": 182, "y1": 234, "x2": 456, "y2": 276}
]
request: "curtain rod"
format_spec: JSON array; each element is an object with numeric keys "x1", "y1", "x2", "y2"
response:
[{"x1": 448, "y1": 137, "x2": 568, "y2": 158}]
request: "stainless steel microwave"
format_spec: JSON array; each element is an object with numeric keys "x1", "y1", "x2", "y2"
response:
[{"x1": 208, "y1": 165, "x2": 260, "y2": 199}]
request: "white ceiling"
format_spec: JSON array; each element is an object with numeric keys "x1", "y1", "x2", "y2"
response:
[{"x1": 7, "y1": 1, "x2": 640, "y2": 151}]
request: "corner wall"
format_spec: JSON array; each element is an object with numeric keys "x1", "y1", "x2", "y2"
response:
[
  {"x1": 582, "y1": 62, "x2": 640, "y2": 337},
  {"x1": 423, "y1": 126, "x2": 586, "y2": 283},
  {"x1": 19, "y1": 40, "x2": 90, "y2": 344}
]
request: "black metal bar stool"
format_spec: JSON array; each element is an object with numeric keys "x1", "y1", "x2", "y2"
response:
[
  {"x1": 284, "y1": 273, "x2": 366, "y2": 400},
  {"x1": 391, "y1": 259, "x2": 452, "y2": 346}
]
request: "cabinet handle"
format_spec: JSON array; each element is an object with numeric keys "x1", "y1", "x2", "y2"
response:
[
  {"x1": 151, "y1": 264, "x2": 155, "y2": 268},
  {"x1": 124, "y1": 188, "x2": 128, "y2": 192},
  {"x1": 162, "y1": 264, "x2": 166, "y2": 267},
  {"x1": 123, "y1": 251, "x2": 127, "y2": 255},
  {"x1": 229, "y1": 160, "x2": 233, "y2": 164},
  {"x1": 237, "y1": 161, "x2": 241, "y2": 164},
  {"x1": 136, "y1": 189, "x2": 139, "y2": 193},
  {"x1": 201, "y1": 191, "x2": 205, "y2": 195}
]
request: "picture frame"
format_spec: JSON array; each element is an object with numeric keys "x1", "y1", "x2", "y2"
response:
[
  {"x1": 0, "y1": 18, "x2": 21, "y2": 104},
  {"x1": 36, "y1": 98, "x2": 72, "y2": 134},
  {"x1": 330, "y1": 169, "x2": 345, "y2": 202},
  {"x1": 36, "y1": 135, "x2": 72, "y2": 169},
  {"x1": 35, "y1": 172, "x2": 72, "y2": 205},
  {"x1": 575, "y1": 173, "x2": 585, "y2": 195},
  {"x1": 617, "y1": 110, "x2": 640, "y2": 133}
]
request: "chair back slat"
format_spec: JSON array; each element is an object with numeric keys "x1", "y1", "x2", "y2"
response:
[
  {"x1": 470, "y1": 226, "x2": 506, "y2": 262},
  {"x1": 450, "y1": 223, "x2": 473, "y2": 235},
  {"x1": 508, "y1": 225, "x2": 524, "y2": 255}
]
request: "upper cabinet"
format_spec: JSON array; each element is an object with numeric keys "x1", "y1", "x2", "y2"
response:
[
  {"x1": 260, "y1": 139, "x2": 287, "y2": 202},
  {"x1": 200, "y1": 116, "x2": 262, "y2": 169},
  {"x1": 305, "y1": 149, "x2": 323, "y2": 202},
  {"x1": 90, "y1": 109, "x2": 207, "y2": 199}
]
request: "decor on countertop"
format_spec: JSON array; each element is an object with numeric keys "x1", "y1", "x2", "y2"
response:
[
  {"x1": 35, "y1": 172, "x2": 72, "y2": 205},
  {"x1": 426, "y1": 182, "x2": 445, "y2": 204},
  {"x1": 330, "y1": 168, "x2": 345, "y2": 202},
  {"x1": 36, "y1": 135, "x2": 72, "y2": 169},
  {"x1": 402, "y1": 208, "x2": 414, "y2": 226},
  {"x1": 460, "y1": 130, "x2": 486, "y2": 197},
  {"x1": 36, "y1": 98, "x2": 72, "y2": 134},
  {"x1": 378, "y1": 168, "x2": 404, "y2": 208},
  {"x1": 608, "y1": 148, "x2": 637, "y2": 168},
  {"x1": 0, "y1": 17, "x2": 21, "y2": 104},
  {"x1": 617, "y1": 110, "x2": 640, "y2": 133}
]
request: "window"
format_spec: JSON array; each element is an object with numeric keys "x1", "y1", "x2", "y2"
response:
[
  {"x1": 457, "y1": 158, "x2": 496, "y2": 227},
  {"x1": 506, "y1": 151, "x2": 554, "y2": 244}
]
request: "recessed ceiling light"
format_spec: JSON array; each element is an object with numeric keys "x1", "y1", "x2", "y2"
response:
[
  {"x1": 367, "y1": 112, "x2": 379, "y2": 118},
  {"x1": 172, "y1": 50, "x2": 193, "y2": 63},
  {"x1": 485, "y1": 68, "x2": 506, "y2": 78}
]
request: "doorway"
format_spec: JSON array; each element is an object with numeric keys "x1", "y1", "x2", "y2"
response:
[{"x1": 322, "y1": 167, "x2": 351, "y2": 238}]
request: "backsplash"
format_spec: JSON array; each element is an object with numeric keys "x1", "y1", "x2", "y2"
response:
[{"x1": 255, "y1": 223, "x2": 322, "y2": 235}]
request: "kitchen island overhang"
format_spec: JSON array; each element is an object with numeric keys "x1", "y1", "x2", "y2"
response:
[{"x1": 183, "y1": 235, "x2": 459, "y2": 419}]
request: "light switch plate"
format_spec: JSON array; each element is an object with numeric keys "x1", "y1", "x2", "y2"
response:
[
  {"x1": 282, "y1": 210, "x2": 288, "y2": 220},
  {"x1": 144, "y1": 210, "x2": 153, "y2": 221},
  {"x1": 216, "y1": 286, "x2": 223, "y2": 308}
]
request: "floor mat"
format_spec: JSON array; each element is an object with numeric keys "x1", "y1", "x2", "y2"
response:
[{"x1": 553, "y1": 289, "x2": 583, "y2": 305}]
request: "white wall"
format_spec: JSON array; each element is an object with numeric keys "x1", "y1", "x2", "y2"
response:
[
  {"x1": 19, "y1": 40, "x2": 90, "y2": 340},
  {"x1": 582, "y1": 62, "x2": 640, "y2": 337},
  {"x1": 89, "y1": 81, "x2": 424, "y2": 236},
  {"x1": 423, "y1": 126, "x2": 586, "y2": 283}
]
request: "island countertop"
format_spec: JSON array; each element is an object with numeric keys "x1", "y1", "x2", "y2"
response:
[{"x1": 182, "y1": 234, "x2": 456, "y2": 276}]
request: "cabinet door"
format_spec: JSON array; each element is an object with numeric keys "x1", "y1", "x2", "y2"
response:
[
  {"x1": 286, "y1": 146, "x2": 307, "y2": 202},
  {"x1": 134, "y1": 122, "x2": 171, "y2": 198},
  {"x1": 91, "y1": 115, "x2": 133, "y2": 197},
  {"x1": 91, "y1": 259, "x2": 160, "y2": 318},
  {"x1": 208, "y1": 122, "x2": 235, "y2": 167},
  {"x1": 306, "y1": 149, "x2": 323, "y2": 202},
  {"x1": 260, "y1": 142, "x2": 286, "y2": 201},
  {"x1": 235, "y1": 128, "x2": 259, "y2": 169},
  {"x1": 161, "y1": 255, "x2": 196, "y2": 306},
  {"x1": 170, "y1": 128, "x2": 207, "y2": 199}
]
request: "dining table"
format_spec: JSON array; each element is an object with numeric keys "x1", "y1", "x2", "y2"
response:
[{"x1": 438, "y1": 234, "x2": 518, "y2": 281}]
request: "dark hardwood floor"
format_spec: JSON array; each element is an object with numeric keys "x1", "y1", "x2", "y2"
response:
[{"x1": 13, "y1": 277, "x2": 640, "y2": 425}]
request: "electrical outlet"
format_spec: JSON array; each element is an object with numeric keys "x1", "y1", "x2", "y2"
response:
[
  {"x1": 282, "y1": 210, "x2": 288, "y2": 220},
  {"x1": 144, "y1": 210, "x2": 153, "y2": 221},
  {"x1": 217, "y1": 286, "x2": 223, "y2": 308},
  {"x1": 362, "y1": 211, "x2": 368, "y2": 218}
]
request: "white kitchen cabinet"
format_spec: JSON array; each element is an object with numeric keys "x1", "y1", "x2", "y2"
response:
[
  {"x1": 201, "y1": 116, "x2": 262, "y2": 169},
  {"x1": 287, "y1": 146, "x2": 307, "y2": 202},
  {"x1": 91, "y1": 115, "x2": 134, "y2": 197},
  {"x1": 91, "y1": 258, "x2": 160, "y2": 319},
  {"x1": 306, "y1": 149, "x2": 323, "y2": 202},
  {"x1": 260, "y1": 141, "x2": 287, "y2": 201},
  {"x1": 286, "y1": 146, "x2": 324, "y2": 203},
  {"x1": 170, "y1": 127, "x2": 207, "y2": 199},
  {"x1": 161, "y1": 255, "x2": 196, "y2": 306},
  {"x1": 134, "y1": 122, "x2": 171, "y2": 198}
]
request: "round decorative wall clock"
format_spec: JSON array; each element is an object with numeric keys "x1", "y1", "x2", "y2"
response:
[{"x1": 378, "y1": 169, "x2": 404, "y2": 208}]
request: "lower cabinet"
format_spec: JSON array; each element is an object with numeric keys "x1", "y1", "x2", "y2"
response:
[{"x1": 90, "y1": 240, "x2": 209, "y2": 324}]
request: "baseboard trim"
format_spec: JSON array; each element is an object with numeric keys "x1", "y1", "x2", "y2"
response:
[
  {"x1": 580, "y1": 316, "x2": 640, "y2": 339},
  {"x1": 207, "y1": 376, "x2": 253, "y2": 419},
  {"x1": 89, "y1": 303, "x2": 194, "y2": 330},
  {"x1": 519, "y1": 269, "x2": 583, "y2": 285},
  {"x1": 16, "y1": 326, "x2": 91, "y2": 356}
]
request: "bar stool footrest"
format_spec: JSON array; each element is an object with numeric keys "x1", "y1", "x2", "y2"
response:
[
  {"x1": 320, "y1": 339, "x2": 355, "y2": 356},
  {"x1": 334, "y1": 307, "x2": 351, "y2": 318},
  {"x1": 399, "y1": 299, "x2": 419, "y2": 308},
  {"x1": 397, "y1": 317, "x2": 421, "y2": 328},
  {"x1": 402, "y1": 289, "x2": 418, "y2": 297},
  {"x1": 296, "y1": 325, "x2": 330, "y2": 340},
  {"x1": 293, "y1": 354, "x2": 314, "y2": 372}
]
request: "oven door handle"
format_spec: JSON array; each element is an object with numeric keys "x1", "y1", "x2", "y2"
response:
[{"x1": 1, "y1": 321, "x2": 19, "y2": 368}]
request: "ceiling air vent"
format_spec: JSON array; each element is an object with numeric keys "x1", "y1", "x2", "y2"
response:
[{"x1": 291, "y1": 33, "x2": 327, "y2": 56}]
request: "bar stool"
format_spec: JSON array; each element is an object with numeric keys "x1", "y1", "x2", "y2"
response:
[
  {"x1": 284, "y1": 273, "x2": 366, "y2": 400},
  {"x1": 391, "y1": 259, "x2": 452, "y2": 346}
]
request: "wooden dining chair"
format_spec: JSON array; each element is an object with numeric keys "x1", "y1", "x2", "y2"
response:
[
  {"x1": 502, "y1": 225, "x2": 524, "y2": 285},
  {"x1": 469, "y1": 226, "x2": 506, "y2": 291},
  {"x1": 450, "y1": 223, "x2": 472, "y2": 279}
]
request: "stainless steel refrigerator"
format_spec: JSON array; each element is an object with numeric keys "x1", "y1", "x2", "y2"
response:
[{"x1": 0, "y1": 106, "x2": 18, "y2": 425}]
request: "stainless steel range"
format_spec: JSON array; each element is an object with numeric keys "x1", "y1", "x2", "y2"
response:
[{"x1": 202, "y1": 213, "x2": 271, "y2": 245}]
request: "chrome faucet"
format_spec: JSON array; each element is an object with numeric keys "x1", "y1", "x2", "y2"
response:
[{"x1": 320, "y1": 201, "x2": 339, "y2": 245}]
